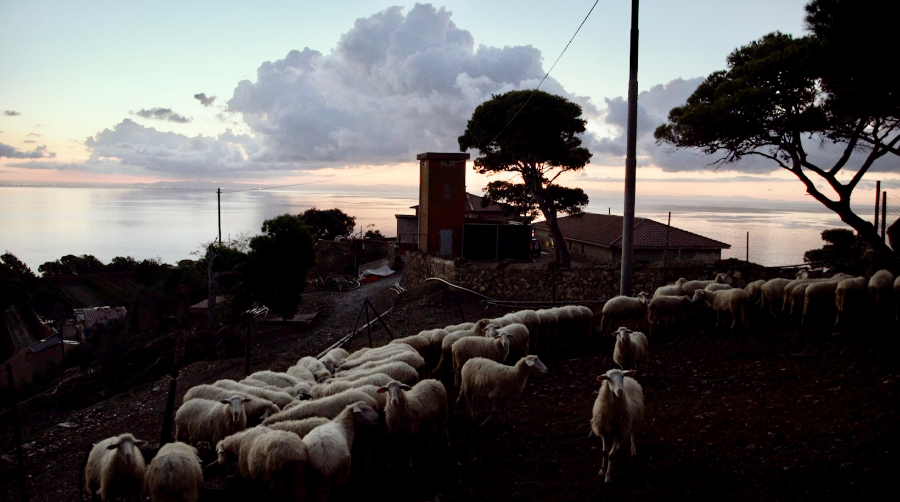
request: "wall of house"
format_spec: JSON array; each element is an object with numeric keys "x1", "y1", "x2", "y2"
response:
[
  {"x1": 534, "y1": 228, "x2": 722, "y2": 264},
  {"x1": 402, "y1": 251, "x2": 792, "y2": 302},
  {"x1": 1, "y1": 343, "x2": 63, "y2": 391}
]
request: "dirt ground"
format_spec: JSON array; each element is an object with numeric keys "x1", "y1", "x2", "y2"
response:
[{"x1": 1, "y1": 277, "x2": 897, "y2": 501}]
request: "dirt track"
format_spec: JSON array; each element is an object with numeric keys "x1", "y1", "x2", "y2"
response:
[{"x1": 1, "y1": 279, "x2": 897, "y2": 501}]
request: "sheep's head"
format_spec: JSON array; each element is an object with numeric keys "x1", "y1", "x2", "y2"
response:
[
  {"x1": 295, "y1": 382, "x2": 312, "y2": 400},
  {"x1": 216, "y1": 441, "x2": 233, "y2": 465},
  {"x1": 522, "y1": 355, "x2": 547, "y2": 375},
  {"x1": 105, "y1": 433, "x2": 146, "y2": 466},
  {"x1": 323, "y1": 360, "x2": 337, "y2": 374},
  {"x1": 615, "y1": 327, "x2": 631, "y2": 343},
  {"x1": 691, "y1": 290, "x2": 708, "y2": 303},
  {"x1": 495, "y1": 331, "x2": 510, "y2": 350},
  {"x1": 637, "y1": 292, "x2": 651, "y2": 304},
  {"x1": 597, "y1": 369, "x2": 636, "y2": 398},
  {"x1": 676, "y1": 277, "x2": 687, "y2": 286},
  {"x1": 349, "y1": 402, "x2": 380, "y2": 426},
  {"x1": 486, "y1": 324, "x2": 499, "y2": 338},
  {"x1": 220, "y1": 395, "x2": 251, "y2": 422},
  {"x1": 376, "y1": 381, "x2": 412, "y2": 407}
]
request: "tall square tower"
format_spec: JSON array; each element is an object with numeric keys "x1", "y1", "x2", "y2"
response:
[{"x1": 417, "y1": 152, "x2": 470, "y2": 256}]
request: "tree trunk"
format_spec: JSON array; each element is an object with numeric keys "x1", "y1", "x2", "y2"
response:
[{"x1": 542, "y1": 208, "x2": 572, "y2": 268}]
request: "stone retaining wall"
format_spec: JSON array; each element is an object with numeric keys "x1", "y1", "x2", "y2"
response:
[{"x1": 402, "y1": 251, "x2": 795, "y2": 302}]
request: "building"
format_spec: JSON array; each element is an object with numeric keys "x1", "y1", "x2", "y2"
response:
[
  {"x1": 1, "y1": 303, "x2": 63, "y2": 390},
  {"x1": 532, "y1": 213, "x2": 730, "y2": 263}
]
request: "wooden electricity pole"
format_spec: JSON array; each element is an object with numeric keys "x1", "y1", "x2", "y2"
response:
[{"x1": 619, "y1": 0, "x2": 640, "y2": 297}]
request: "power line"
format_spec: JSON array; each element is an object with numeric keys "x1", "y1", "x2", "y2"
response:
[
  {"x1": 220, "y1": 165, "x2": 409, "y2": 194},
  {"x1": 487, "y1": 0, "x2": 600, "y2": 146}
]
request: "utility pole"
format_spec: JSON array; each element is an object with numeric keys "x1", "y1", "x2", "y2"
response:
[
  {"x1": 217, "y1": 188, "x2": 222, "y2": 245},
  {"x1": 619, "y1": 0, "x2": 640, "y2": 297}
]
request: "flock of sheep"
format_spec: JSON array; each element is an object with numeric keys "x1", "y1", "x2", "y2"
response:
[
  {"x1": 81, "y1": 267, "x2": 900, "y2": 499},
  {"x1": 83, "y1": 305, "x2": 594, "y2": 501},
  {"x1": 600, "y1": 269, "x2": 900, "y2": 335}
]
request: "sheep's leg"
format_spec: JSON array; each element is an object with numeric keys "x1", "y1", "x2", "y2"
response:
[
  {"x1": 480, "y1": 400, "x2": 499, "y2": 426},
  {"x1": 630, "y1": 434, "x2": 637, "y2": 456},
  {"x1": 605, "y1": 439, "x2": 620, "y2": 483},
  {"x1": 598, "y1": 435, "x2": 608, "y2": 477}
]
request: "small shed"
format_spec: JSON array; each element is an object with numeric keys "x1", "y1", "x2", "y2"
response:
[{"x1": 532, "y1": 213, "x2": 730, "y2": 263}]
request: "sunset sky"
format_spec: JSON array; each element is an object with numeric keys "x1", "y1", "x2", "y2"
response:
[{"x1": 1, "y1": 0, "x2": 897, "y2": 203}]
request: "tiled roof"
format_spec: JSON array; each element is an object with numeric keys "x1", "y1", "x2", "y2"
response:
[
  {"x1": 465, "y1": 193, "x2": 504, "y2": 213},
  {"x1": 74, "y1": 306, "x2": 128, "y2": 330},
  {"x1": 29, "y1": 336, "x2": 62, "y2": 353},
  {"x1": 533, "y1": 213, "x2": 730, "y2": 250}
]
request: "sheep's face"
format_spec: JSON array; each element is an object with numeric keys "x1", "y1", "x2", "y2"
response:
[
  {"x1": 351, "y1": 403, "x2": 380, "y2": 426},
  {"x1": 106, "y1": 434, "x2": 146, "y2": 466},
  {"x1": 221, "y1": 396, "x2": 250, "y2": 422},
  {"x1": 524, "y1": 355, "x2": 547, "y2": 375},
  {"x1": 598, "y1": 369, "x2": 636, "y2": 398},
  {"x1": 486, "y1": 324, "x2": 499, "y2": 338},
  {"x1": 323, "y1": 360, "x2": 336, "y2": 374},
  {"x1": 376, "y1": 381, "x2": 412, "y2": 406},
  {"x1": 216, "y1": 444, "x2": 233, "y2": 465},
  {"x1": 615, "y1": 327, "x2": 630, "y2": 344}
]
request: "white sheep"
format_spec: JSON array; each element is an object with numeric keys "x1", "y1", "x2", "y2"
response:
[
  {"x1": 692, "y1": 289, "x2": 750, "y2": 329},
  {"x1": 84, "y1": 433, "x2": 147, "y2": 502},
  {"x1": 744, "y1": 279, "x2": 766, "y2": 306},
  {"x1": 318, "y1": 347, "x2": 351, "y2": 374},
  {"x1": 310, "y1": 373, "x2": 394, "y2": 398},
  {"x1": 337, "y1": 350, "x2": 426, "y2": 376},
  {"x1": 551, "y1": 306, "x2": 576, "y2": 348},
  {"x1": 377, "y1": 379, "x2": 449, "y2": 467},
  {"x1": 444, "y1": 321, "x2": 475, "y2": 332},
  {"x1": 331, "y1": 361, "x2": 419, "y2": 386},
  {"x1": 262, "y1": 388, "x2": 378, "y2": 424},
  {"x1": 534, "y1": 309, "x2": 559, "y2": 352},
  {"x1": 590, "y1": 368, "x2": 644, "y2": 483},
  {"x1": 456, "y1": 355, "x2": 548, "y2": 426},
  {"x1": 303, "y1": 402, "x2": 381, "y2": 501},
  {"x1": 704, "y1": 283, "x2": 733, "y2": 292},
  {"x1": 431, "y1": 319, "x2": 491, "y2": 381},
  {"x1": 802, "y1": 280, "x2": 842, "y2": 326},
  {"x1": 174, "y1": 396, "x2": 249, "y2": 446},
  {"x1": 216, "y1": 426, "x2": 272, "y2": 478},
  {"x1": 182, "y1": 384, "x2": 279, "y2": 425},
  {"x1": 248, "y1": 370, "x2": 302, "y2": 388},
  {"x1": 835, "y1": 276, "x2": 868, "y2": 326},
  {"x1": 653, "y1": 277, "x2": 687, "y2": 298},
  {"x1": 417, "y1": 328, "x2": 451, "y2": 369},
  {"x1": 246, "y1": 429, "x2": 309, "y2": 501},
  {"x1": 868, "y1": 269, "x2": 895, "y2": 323},
  {"x1": 389, "y1": 334, "x2": 431, "y2": 361},
  {"x1": 286, "y1": 364, "x2": 316, "y2": 383},
  {"x1": 513, "y1": 310, "x2": 542, "y2": 352},
  {"x1": 267, "y1": 417, "x2": 330, "y2": 438},
  {"x1": 613, "y1": 327, "x2": 649, "y2": 373},
  {"x1": 144, "y1": 441, "x2": 203, "y2": 502},
  {"x1": 296, "y1": 356, "x2": 332, "y2": 382},
  {"x1": 339, "y1": 343, "x2": 417, "y2": 370},
  {"x1": 600, "y1": 293, "x2": 650, "y2": 332},
  {"x1": 451, "y1": 325, "x2": 510, "y2": 386},
  {"x1": 497, "y1": 323, "x2": 530, "y2": 362},
  {"x1": 785, "y1": 282, "x2": 813, "y2": 321},
  {"x1": 646, "y1": 295, "x2": 693, "y2": 334},
  {"x1": 760, "y1": 278, "x2": 793, "y2": 317},
  {"x1": 681, "y1": 273, "x2": 731, "y2": 296},
  {"x1": 213, "y1": 379, "x2": 295, "y2": 408}
]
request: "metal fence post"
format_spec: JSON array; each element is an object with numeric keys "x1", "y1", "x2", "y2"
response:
[{"x1": 7, "y1": 364, "x2": 29, "y2": 502}]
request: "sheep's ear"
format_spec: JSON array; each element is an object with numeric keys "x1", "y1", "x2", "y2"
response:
[
  {"x1": 134, "y1": 440, "x2": 147, "y2": 447},
  {"x1": 106, "y1": 443, "x2": 119, "y2": 450},
  {"x1": 596, "y1": 375, "x2": 608, "y2": 383},
  {"x1": 525, "y1": 359, "x2": 534, "y2": 366},
  {"x1": 241, "y1": 398, "x2": 252, "y2": 403},
  {"x1": 220, "y1": 400, "x2": 230, "y2": 405},
  {"x1": 400, "y1": 384, "x2": 412, "y2": 391},
  {"x1": 623, "y1": 370, "x2": 636, "y2": 377},
  {"x1": 376, "y1": 387, "x2": 387, "y2": 393}
]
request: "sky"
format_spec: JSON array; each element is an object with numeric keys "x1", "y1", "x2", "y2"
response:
[{"x1": 1, "y1": 0, "x2": 897, "y2": 204}]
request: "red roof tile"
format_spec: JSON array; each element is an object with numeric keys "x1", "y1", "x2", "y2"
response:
[{"x1": 533, "y1": 213, "x2": 730, "y2": 250}]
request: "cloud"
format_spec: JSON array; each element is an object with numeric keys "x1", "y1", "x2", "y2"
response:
[
  {"x1": 23, "y1": 140, "x2": 36, "y2": 144},
  {"x1": 0, "y1": 141, "x2": 54, "y2": 159},
  {"x1": 4, "y1": 110, "x2": 21, "y2": 116},
  {"x1": 226, "y1": 3, "x2": 599, "y2": 166},
  {"x1": 591, "y1": 76, "x2": 898, "y2": 175},
  {"x1": 194, "y1": 93, "x2": 216, "y2": 106},
  {"x1": 26, "y1": 133, "x2": 41, "y2": 137},
  {"x1": 133, "y1": 107, "x2": 191, "y2": 123}
]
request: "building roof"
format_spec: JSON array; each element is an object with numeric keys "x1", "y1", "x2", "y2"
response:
[
  {"x1": 74, "y1": 306, "x2": 128, "y2": 330},
  {"x1": 533, "y1": 213, "x2": 730, "y2": 250},
  {"x1": 465, "y1": 193, "x2": 504, "y2": 214}
]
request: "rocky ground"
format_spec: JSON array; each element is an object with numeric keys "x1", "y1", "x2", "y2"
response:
[{"x1": 1, "y1": 277, "x2": 897, "y2": 501}]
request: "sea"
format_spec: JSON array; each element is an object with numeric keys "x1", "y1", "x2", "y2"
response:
[{"x1": 0, "y1": 186, "x2": 868, "y2": 271}]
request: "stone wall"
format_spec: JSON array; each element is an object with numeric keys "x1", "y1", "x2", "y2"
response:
[{"x1": 402, "y1": 251, "x2": 796, "y2": 302}]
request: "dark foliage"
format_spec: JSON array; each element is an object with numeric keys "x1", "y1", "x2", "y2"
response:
[
  {"x1": 803, "y1": 228, "x2": 865, "y2": 273},
  {"x1": 364, "y1": 229, "x2": 385, "y2": 239},
  {"x1": 1, "y1": 252, "x2": 35, "y2": 310},
  {"x1": 298, "y1": 207, "x2": 356, "y2": 240},
  {"x1": 458, "y1": 90, "x2": 592, "y2": 266}
]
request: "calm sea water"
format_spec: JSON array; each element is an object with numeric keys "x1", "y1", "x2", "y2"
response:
[{"x1": 0, "y1": 186, "x2": 860, "y2": 270}]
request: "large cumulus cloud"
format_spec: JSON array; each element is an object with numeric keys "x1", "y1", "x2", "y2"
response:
[{"x1": 226, "y1": 3, "x2": 595, "y2": 166}]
